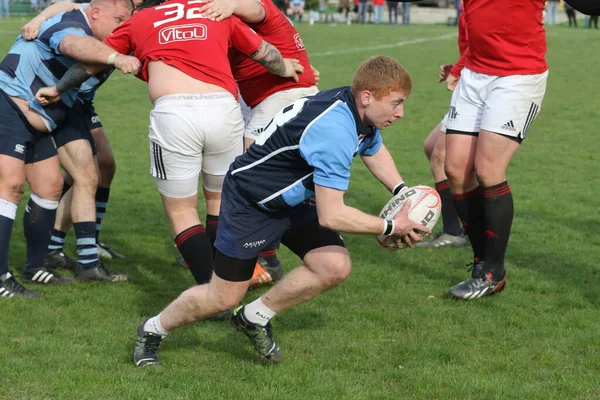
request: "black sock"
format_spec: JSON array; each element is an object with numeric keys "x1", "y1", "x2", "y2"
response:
[
  {"x1": 74, "y1": 221, "x2": 98, "y2": 268},
  {"x1": 482, "y1": 181, "x2": 513, "y2": 279},
  {"x1": 95, "y1": 186, "x2": 111, "y2": 242},
  {"x1": 175, "y1": 225, "x2": 214, "y2": 284},
  {"x1": 258, "y1": 249, "x2": 278, "y2": 268},
  {"x1": 205, "y1": 214, "x2": 219, "y2": 256},
  {"x1": 23, "y1": 195, "x2": 58, "y2": 271},
  {"x1": 0, "y1": 199, "x2": 17, "y2": 275},
  {"x1": 452, "y1": 187, "x2": 486, "y2": 262},
  {"x1": 435, "y1": 180, "x2": 462, "y2": 236}
]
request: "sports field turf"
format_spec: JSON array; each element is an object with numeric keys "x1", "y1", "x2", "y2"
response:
[{"x1": 0, "y1": 18, "x2": 599, "y2": 400}]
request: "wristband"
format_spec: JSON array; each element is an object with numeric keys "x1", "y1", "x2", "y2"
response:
[
  {"x1": 107, "y1": 52, "x2": 121, "y2": 65},
  {"x1": 392, "y1": 182, "x2": 407, "y2": 195},
  {"x1": 382, "y1": 219, "x2": 395, "y2": 236}
]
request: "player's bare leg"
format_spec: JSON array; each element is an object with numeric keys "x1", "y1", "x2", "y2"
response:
[
  {"x1": 54, "y1": 140, "x2": 126, "y2": 282},
  {"x1": 92, "y1": 126, "x2": 123, "y2": 259},
  {"x1": 133, "y1": 274, "x2": 249, "y2": 366},
  {"x1": 417, "y1": 124, "x2": 465, "y2": 248}
]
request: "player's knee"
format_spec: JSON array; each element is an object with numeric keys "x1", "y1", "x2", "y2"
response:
[
  {"x1": 73, "y1": 167, "x2": 99, "y2": 195},
  {"x1": 320, "y1": 256, "x2": 352, "y2": 288},
  {"x1": 3, "y1": 181, "x2": 25, "y2": 204},
  {"x1": 474, "y1": 161, "x2": 502, "y2": 187},
  {"x1": 207, "y1": 284, "x2": 244, "y2": 312},
  {"x1": 43, "y1": 172, "x2": 65, "y2": 201},
  {"x1": 430, "y1": 149, "x2": 445, "y2": 173}
]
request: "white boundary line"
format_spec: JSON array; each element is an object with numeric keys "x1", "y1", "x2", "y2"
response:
[{"x1": 310, "y1": 33, "x2": 457, "y2": 57}]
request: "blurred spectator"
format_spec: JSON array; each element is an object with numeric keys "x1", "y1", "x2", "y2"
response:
[
  {"x1": 0, "y1": 0, "x2": 9, "y2": 18},
  {"x1": 546, "y1": 0, "x2": 559, "y2": 25},
  {"x1": 590, "y1": 14, "x2": 599, "y2": 28},
  {"x1": 357, "y1": 0, "x2": 367, "y2": 23},
  {"x1": 387, "y1": 0, "x2": 398, "y2": 25},
  {"x1": 565, "y1": 2, "x2": 577, "y2": 26},
  {"x1": 453, "y1": 0, "x2": 461, "y2": 21},
  {"x1": 401, "y1": 1, "x2": 410, "y2": 25},
  {"x1": 373, "y1": 0, "x2": 384, "y2": 23},
  {"x1": 274, "y1": 0, "x2": 288, "y2": 13},
  {"x1": 287, "y1": 0, "x2": 305, "y2": 22},
  {"x1": 339, "y1": 0, "x2": 351, "y2": 22}
]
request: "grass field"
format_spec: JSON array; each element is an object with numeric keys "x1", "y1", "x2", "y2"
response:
[{"x1": 1, "y1": 17, "x2": 599, "y2": 400}]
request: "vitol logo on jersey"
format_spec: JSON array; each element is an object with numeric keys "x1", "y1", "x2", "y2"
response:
[{"x1": 159, "y1": 24, "x2": 207, "y2": 44}]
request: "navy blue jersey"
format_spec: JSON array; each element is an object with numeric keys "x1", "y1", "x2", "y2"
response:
[
  {"x1": 229, "y1": 86, "x2": 383, "y2": 211},
  {"x1": 0, "y1": 9, "x2": 92, "y2": 130}
]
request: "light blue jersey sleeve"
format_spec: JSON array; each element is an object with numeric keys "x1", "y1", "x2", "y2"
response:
[
  {"x1": 38, "y1": 12, "x2": 90, "y2": 55},
  {"x1": 299, "y1": 102, "x2": 358, "y2": 191},
  {"x1": 359, "y1": 130, "x2": 383, "y2": 156}
]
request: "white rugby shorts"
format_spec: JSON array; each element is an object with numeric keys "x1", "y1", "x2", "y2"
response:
[
  {"x1": 445, "y1": 68, "x2": 548, "y2": 140},
  {"x1": 244, "y1": 86, "x2": 319, "y2": 141},
  {"x1": 149, "y1": 93, "x2": 244, "y2": 182}
]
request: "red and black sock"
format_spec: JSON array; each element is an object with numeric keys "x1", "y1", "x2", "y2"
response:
[
  {"x1": 482, "y1": 181, "x2": 513, "y2": 280},
  {"x1": 205, "y1": 214, "x2": 219, "y2": 251},
  {"x1": 435, "y1": 180, "x2": 462, "y2": 236},
  {"x1": 452, "y1": 186, "x2": 486, "y2": 262},
  {"x1": 175, "y1": 224, "x2": 214, "y2": 284},
  {"x1": 258, "y1": 248, "x2": 277, "y2": 268}
]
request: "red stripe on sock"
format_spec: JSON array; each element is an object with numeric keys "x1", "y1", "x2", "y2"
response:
[
  {"x1": 460, "y1": 219, "x2": 469, "y2": 228},
  {"x1": 435, "y1": 180, "x2": 450, "y2": 191},
  {"x1": 206, "y1": 220, "x2": 219, "y2": 225},
  {"x1": 175, "y1": 225, "x2": 206, "y2": 247},
  {"x1": 259, "y1": 250, "x2": 276, "y2": 257},
  {"x1": 452, "y1": 187, "x2": 481, "y2": 201},
  {"x1": 482, "y1": 185, "x2": 511, "y2": 198},
  {"x1": 485, "y1": 229, "x2": 499, "y2": 238}
]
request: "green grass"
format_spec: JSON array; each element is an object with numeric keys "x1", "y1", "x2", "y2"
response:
[{"x1": 1, "y1": 18, "x2": 600, "y2": 400}]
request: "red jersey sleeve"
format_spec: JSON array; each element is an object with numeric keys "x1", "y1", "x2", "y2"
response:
[
  {"x1": 228, "y1": 16, "x2": 263, "y2": 56},
  {"x1": 103, "y1": 18, "x2": 134, "y2": 54},
  {"x1": 450, "y1": 11, "x2": 469, "y2": 78}
]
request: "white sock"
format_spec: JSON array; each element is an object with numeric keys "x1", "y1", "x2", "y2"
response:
[
  {"x1": 143, "y1": 314, "x2": 169, "y2": 337},
  {"x1": 243, "y1": 297, "x2": 276, "y2": 326}
]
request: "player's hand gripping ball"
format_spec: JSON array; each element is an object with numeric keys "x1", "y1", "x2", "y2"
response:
[{"x1": 377, "y1": 185, "x2": 441, "y2": 249}]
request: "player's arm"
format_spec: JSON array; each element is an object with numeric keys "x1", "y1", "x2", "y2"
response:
[
  {"x1": 21, "y1": 2, "x2": 82, "y2": 40},
  {"x1": 199, "y1": 0, "x2": 266, "y2": 23},
  {"x1": 314, "y1": 185, "x2": 428, "y2": 243},
  {"x1": 360, "y1": 144, "x2": 407, "y2": 196},
  {"x1": 249, "y1": 40, "x2": 303, "y2": 82}
]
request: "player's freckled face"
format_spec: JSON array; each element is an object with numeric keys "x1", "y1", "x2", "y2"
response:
[{"x1": 365, "y1": 91, "x2": 409, "y2": 130}]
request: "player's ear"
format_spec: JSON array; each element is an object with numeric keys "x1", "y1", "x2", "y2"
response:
[
  {"x1": 91, "y1": 6, "x2": 101, "y2": 20},
  {"x1": 360, "y1": 90, "x2": 372, "y2": 107}
]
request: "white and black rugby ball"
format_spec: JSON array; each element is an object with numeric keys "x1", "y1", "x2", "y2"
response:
[{"x1": 376, "y1": 185, "x2": 442, "y2": 249}]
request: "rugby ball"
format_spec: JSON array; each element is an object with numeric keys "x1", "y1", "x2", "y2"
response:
[{"x1": 376, "y1": 185, "x2": 442, "y2": 249}]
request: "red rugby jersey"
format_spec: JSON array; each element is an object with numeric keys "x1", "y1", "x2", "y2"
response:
[
  {"x1": 104, "y1": 0, "x2": 263, "y2": 97},
  {"x1": 458, "y1": 0, "x2": 548, "y2": 77},
  {"x1": 450, "y1": 10, "x2": 468, "y2": 78},
  {"x1": 229, "y1": 0, "x2": 316, "y2": 108}
]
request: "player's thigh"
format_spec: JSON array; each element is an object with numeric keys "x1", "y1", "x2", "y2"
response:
[
  {"x1": 25, "y1": 153, "x2": 62, "y2": 200},
  {"x1": 281, "y1": 215, "x2": 346, "y2": 262},
  {"x1": 58, "y1": 139, "x2": 98, "y2": 184},
  {"x1": 474, "y1": 130, "x2": 520, "y2": 186},
  {"x1": 480, "y1": 71, "x2": 547, "y2": 142},
  {"x1": 91, "y1": 127, "x2": 115, "y2": 174},
  {"x1": 424, "y1": 121, "x2": 444, "y2": 159},
  {"x1": 445, "y1": 68, "x2": 488, "y2": 134}
]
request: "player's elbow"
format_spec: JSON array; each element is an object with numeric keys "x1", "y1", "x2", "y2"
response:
[{"x1": 317, "y1": 209, "x2": 339, "y2": 231}]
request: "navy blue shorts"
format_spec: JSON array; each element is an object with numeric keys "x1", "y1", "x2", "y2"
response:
[
  {"x1": 0, "y1": 89, "x2": 57, "y2": 164},
  {"x1": 86, "y1": 102, "x2": 103, "y2": 130},
  {"x1": 53, "y1": 101, "x2": 97, "y2": 155}
]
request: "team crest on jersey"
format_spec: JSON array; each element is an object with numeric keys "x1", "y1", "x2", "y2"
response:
[
  {"x1": 294, "y1": 33, "x2": 305, "y2": 50},
  {"x1": 159, "y1": 24, "x2": 207, "y2": 44}
]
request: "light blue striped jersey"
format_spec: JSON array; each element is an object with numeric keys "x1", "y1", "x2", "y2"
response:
[
  {"x1": 229, "y1": 86, "x2": 383, "y2": 211},
  {"x1": 0, "y1": 9, "x2": 92, "y2": 130}
]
